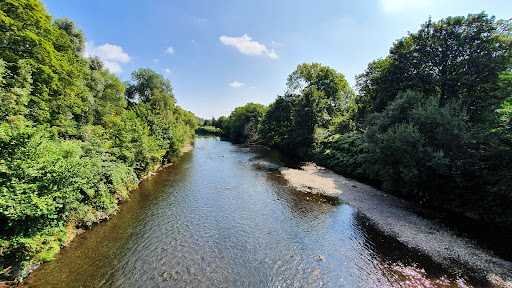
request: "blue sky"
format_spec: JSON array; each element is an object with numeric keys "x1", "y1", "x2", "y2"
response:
[{"x1": 43, "y1": 0, "x2": 512, "y2": 119}]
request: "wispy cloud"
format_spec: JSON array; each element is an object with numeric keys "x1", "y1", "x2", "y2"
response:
[
  {"x1": 379, "y1": 0, "x2": 434, "y2": 13},
  {"x1": 192, "y1": 16, "x2": 208, "y2": 24},
  {"x1": 267, "y1": 49, "x2": 278, "y2": 60},
  {"x1": 85, "y1": 42, "x2": 131, "y2": 73},
  {"x1": 219, "y1": 34, "x2": 279, "y2": 59},
  {"x1": 153, "y1": 58, "x2": 159, "y2": 63},
  {"x1": 166, "y1": 46, "x2": 174, "y2": 54},
  {"x1": 229, "y1": 81, "x2": 245, "y2": 88},
  {"x1": 165, "y1": 68, "x2": 172, "y2": 74}
]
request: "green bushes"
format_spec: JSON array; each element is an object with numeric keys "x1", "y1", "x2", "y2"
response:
[
  {"x1": 195, "y1": 126, "x2": 222, "y2": 136},
  {"x1": 0, "y1": 125, "x2": 140, "y2": 278},
  {"x1": 314, "y1": 133, "x2": 366, "y2": 178},
  {"x1": 363, "y1": 91, "x2": 468, "y2": 198}
]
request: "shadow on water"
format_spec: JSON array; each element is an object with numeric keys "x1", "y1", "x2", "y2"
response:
[{"x1": 21, "y1": 138, "x2": 493, "y2": 287}]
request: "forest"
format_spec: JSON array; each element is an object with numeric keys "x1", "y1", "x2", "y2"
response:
[
  {"x1": 207, "y1": 12, "x2": 512, "y2": 257},
  {"x1": 0, "y1": 0, "x2": 197, "y2": 280}
]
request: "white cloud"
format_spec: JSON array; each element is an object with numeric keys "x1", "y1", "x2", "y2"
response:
[
  {"x1": 219, "y1": 34, "x2": 279, "y2": 59},
  {"x1": 153, "y1": 58, "x2": 159, "y2": 63},
  {"x1": 85, "y1": 42, "x2": 131, "y2": 73},
  {"x1": 166, "y1": 46, "x2": 174, "y2": 54},
  {"x1": 379, "y1": 0, "x2": 433, "y2": 13},
  {"x1": 229, "y1": 81, "x2": 245, "y2": 88},
  {"x1": 87, "y1": 43, "x2": 131, "y2": 62},
  {"x1": 267, "y1": 49, "x2": 278, "y2": 60},
  {"x1": 103, "y1": 61, "x2": 123, "y2": 73},
  {"x1": 165, "y1": 68, "x2": 172, "y2": 74}
]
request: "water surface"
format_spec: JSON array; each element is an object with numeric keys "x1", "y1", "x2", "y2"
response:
[{"x1": 22, "y1": 138, "x2": 481, "y2": 287}]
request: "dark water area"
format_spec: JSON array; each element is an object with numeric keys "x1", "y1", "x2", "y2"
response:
[{"x1": 21, "y1": 138, "x2": 486, "y2": 287}]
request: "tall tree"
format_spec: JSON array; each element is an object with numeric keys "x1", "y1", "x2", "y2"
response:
[
  {"x1": 356, "y1": 13, "x2": 512, "y2": 121},
  {"x1": 126, "y1": 68, "x2": 174, "y2": 105},
  {"x1": 0, "y1": 0, "x2": 89, "y2": 135},
  {"x1": 54, "y1": 17, "x2": 86, "y2": 56},
  {"x1": 258, "y1": 96, "x2": 293, "y2": 147},
  {"x1": 225, "y1": 103, "x2": 266, "y2": 143},
  {"x1": 287, "y1": 63, "x2": 352, "y2": 116},
  {"x1": 287, "y1": 86, "x2": 322, "y2": 154}
]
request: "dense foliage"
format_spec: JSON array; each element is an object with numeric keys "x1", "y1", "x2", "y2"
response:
[
  {"x1": 195, "y1": 126, "x2": 222, "y2": 136},
  {"x1": 220, "y1": 13, "x2": 512, "y2": 257},
  {"x1": 0, "y1": 0, "x2": 196, "y2": 280}
]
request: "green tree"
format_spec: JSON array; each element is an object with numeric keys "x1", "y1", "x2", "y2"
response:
[
  {"x1": 86, "y1": 58, "x2": 127, "y2": 126},
  {"x1": 259, "y1": 96, "x2": 293, "y2": 147},
  {"x1": 126, "y1": 69, "x2": 178, "y2": 158},
  {"x1": 364, "y1": 91, "x2": 468, "y2": 198},
  {"x1": 54, "y1": 17, "x2": 86, "y2": 56},
  {"x1": 0, "y1": 0, "x2": 89, "y2": 136},
  {"x1": 224, "y1": 103, "x2": 266, "y2": 143},
  {"x1": 355, "y1": 57, "x2": 393, "y2": 118},
  {"x1": 214, "y1": 116, "x2": 227, "y2": 130},
  {"x1": 287, "y1": 87, "x2": 322, "y2": 155},
  {"x1": 287, "y1": 63, "x2": 353, "y2": 119},
  {"x1": 126, "y1": 68, "x2": 174, "y2": 105},
  {"x1": 356, "y1": 13, "x2": 512, "y2": 121}
]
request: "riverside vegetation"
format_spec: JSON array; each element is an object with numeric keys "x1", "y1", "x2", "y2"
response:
[
  {"x1": 206, "y1": 13, "x2": 512, "y2": 259},
  {"x1": 0, "y1": 0, "x2": 197, "y2": 281}
]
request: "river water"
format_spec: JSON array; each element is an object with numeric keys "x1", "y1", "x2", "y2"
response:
[{"x1": 22, "y1": 137, "x2": 483, "y2": 287}]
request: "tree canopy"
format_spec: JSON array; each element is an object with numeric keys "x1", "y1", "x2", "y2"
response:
[{"x1": 356, "y1": 13, "x2": 512, "y2": 120}]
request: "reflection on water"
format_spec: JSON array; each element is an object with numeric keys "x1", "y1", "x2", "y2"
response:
[{"x1": 22, "y1": 138, "x2": 483, "y2": 287}]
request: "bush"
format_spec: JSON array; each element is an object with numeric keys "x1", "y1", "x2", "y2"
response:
[
  {"x1": 363, "y1": 91, "x2": 468, "y2": 198},
  {"x1": 314, "y1": 133, "x2": 366, "y2": 178},
  {"x1": 195, "y1": 126, "x2": 222, "y2": 136}
]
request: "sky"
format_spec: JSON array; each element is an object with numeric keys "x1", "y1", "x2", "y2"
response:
[{"x1": 42, "y1": 0, "x2": 512, "y2": 119}]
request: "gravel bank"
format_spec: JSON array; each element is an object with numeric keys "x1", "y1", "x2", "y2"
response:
[
  {"x1": 181, "y1": 143, "x2": 194, "y2": 153},
  {"x1": 280, "y1": 163, "x2": 512, "y2": 286}
]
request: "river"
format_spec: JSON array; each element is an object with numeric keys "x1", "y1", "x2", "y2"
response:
[{"x1": 21, "y1": 137, "x2": 485, "y2": 287}]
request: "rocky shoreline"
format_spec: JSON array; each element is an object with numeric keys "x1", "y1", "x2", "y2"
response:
[{"x1": 279, "y1": 162, "x2": 512, "y2": 287}]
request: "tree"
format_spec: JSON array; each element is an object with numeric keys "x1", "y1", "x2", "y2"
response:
[
  {"x1": 214, "y1": 116, "x2": 227, "y2": 130},
  {"x1": 287, "y1": 87, "x2": 322, "y2": 155},
  {"x1": 355, "y1": 57, "x2": 394, "y2": 118},
  {"x1": 54, "y1": 17, "x2": 86, "y2": 56},
  {"x1": 356, "y1": 13, "x2": 512, "y2": 121},
  {"x1": 259, "y1": 96, "x2": 293, "y2": 147},
  {"x1": 85, "y1": 59, "x2": 127, "y2": 126},
  {"x1": 0, "y1": 0, "x2": 89, "y2": 136},
  {"x1": 287, "y1": 63, "x2": 353, "y2": 117},
  {"x1": 224, "y1": 103, "x2": 266, "y2": 143},
  {"x1": 364, "y1": 91, "x2": 468, "y2": 198},
  {"x1": 126, "y1": 69, "x2": 176, "y2": 155},
  {"x1": 126, "y1": 68, "x2": 174, "y2": 105}
]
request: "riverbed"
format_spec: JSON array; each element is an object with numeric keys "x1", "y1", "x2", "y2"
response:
[{"x1": 20, "y1": 138, "x2": 502, "y2": 287}]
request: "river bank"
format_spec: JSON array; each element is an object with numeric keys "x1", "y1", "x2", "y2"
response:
[
  {"x1": 279, "y1": 162, "x2": 512, "y2": 287},
  {"x1": 2, "y1": 143, "x2": 196, "y2": 286}
]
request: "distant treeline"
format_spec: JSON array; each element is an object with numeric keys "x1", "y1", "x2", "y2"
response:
[
  {"x1": 209, "y1": 13, "x2": 512, "y2": 253},
  {"x1": 0, "y1": 0, "x2": 197, "y2": 280}
]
